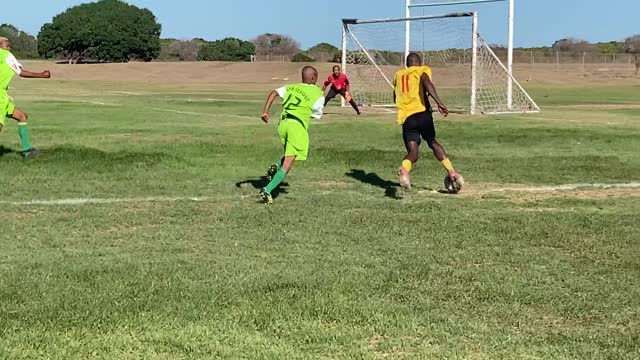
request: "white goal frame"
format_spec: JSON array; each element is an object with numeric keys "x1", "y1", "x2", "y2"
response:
[
  {"x1": 407, "y1": 0, "x2": 515, "y2": 108},
  {"x1": 340, "y1": 11, "x2": 540, "y2": 115}
]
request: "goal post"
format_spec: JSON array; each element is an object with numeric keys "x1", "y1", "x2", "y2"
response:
[
  {"x1": 470, "y1": 12, "x2": 478, "y2": 114},
  {"x1": 341, "y1": 22, "x2": 348, "y2": 108},
  {"x1": 341, "y1": 12, "x2": 540, "y2": 114},
  {"x1": 408, "y1": 0, "x2": 516, "y2": 110}
]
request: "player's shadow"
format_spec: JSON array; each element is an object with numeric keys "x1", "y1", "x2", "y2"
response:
[
  {"x1": 235, "y1": 176, "x2": 289, "y2": 199},
  {"x1": 346, "y1": 169, "x2": 401, "y2": 199},
  {"x1": 0, "y1": 145, "x2": 16, "y2": 157}
]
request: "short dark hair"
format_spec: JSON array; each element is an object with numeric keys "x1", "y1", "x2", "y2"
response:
[
  {"x1": 332, "y1": 65, "x2": 341, "y2": 71},
  {"x1": 302, "y1": 66, "x2": 318, "y2": 81},
  {"x1": 406, "y1": 53, "x2": 422, "y2": 66}
]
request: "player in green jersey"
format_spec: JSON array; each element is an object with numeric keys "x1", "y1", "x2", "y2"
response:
[
  {"x1": 0, "y1": 37, "x2": 50, "y2": 159},
  {"x1": 259, "y1": 66, "x2": 325, "y2": 204}
]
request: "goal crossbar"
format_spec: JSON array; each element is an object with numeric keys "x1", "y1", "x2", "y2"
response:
[
  {"x1": 341, "y1": 12, "x2": 540, "y2": 114},
  {"x1": 342, "y1": 12, "x2": 474, "y2": 26},
  {"x1": 340, "y1": 12, "x2": 476, "y2": 109},
  {"x1": 408, "y1": 0, "x2": 507, "y2": 8}
]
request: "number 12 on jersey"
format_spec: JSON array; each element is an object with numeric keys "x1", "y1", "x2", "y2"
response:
[{"x1": 284, "y1": 93, "x2": 302, "y2": 110}]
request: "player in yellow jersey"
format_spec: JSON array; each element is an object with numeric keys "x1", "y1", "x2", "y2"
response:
[{"x1": 393, "y1": 53, "x2": 463, "y2": 192}]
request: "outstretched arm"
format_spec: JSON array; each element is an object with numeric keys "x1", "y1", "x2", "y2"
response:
[
  {"x1": 261, "y1": 90, "x2": 280, "y2": 123},
  {"x1": 5, "y1": 53, "x2": 50, "y2": 79},
  {"x1": 322, "y1": 76, "x2": 332, "y2": 92},
  {"x1": 420, "y1": 73, "x2": 448, "y2": 117},
  {"x1": 20, "y1": 69, "x2": 51, "y2": 79}
]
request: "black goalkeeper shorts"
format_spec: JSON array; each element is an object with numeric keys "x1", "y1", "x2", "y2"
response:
[{"x1": 324, "y1": 88, "x2": 346, "y2": 104}]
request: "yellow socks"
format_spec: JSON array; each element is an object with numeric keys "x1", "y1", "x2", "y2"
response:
[
  {"x1": 402, "y1": 158, "x2": 453, "y2": 173},
  {"x1": 441, "y1": 158, "x2": 454, "y2": 172},
  {"x1": 401, "y1": 159, "x2": 412, "y2": 172}
]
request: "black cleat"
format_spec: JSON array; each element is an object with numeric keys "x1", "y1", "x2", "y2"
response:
[
  {"x1": 22, "y1": 148, "x2": 45, "y2": 160},
  {"x1": 259, "y1": 188, "x2": 273, "y2": 204},
  {"x1": 266, "y1": 164, "x2": 279, "y2": 181}
]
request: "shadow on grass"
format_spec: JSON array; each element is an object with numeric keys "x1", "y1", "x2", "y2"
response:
[
  {"x1": 0, "y1": 145, "x2": 16, "y2": 158},
  {"x1": 48, "y1": 145, "x2": 168, "y2": 161},
  {"x1": 1, "y1": 145, "x2": 172, "y2": 170},
  {"x1": 345, "y1": 169, "x2": 401, "y2": 199},
  {"x1": 235, "y1": 176, "x2": 289, "y2": 199}
]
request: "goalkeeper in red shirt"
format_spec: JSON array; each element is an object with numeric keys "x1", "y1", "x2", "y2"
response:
[{"x1": 322, "y1": 65, "x2": 361, "y2": 115}]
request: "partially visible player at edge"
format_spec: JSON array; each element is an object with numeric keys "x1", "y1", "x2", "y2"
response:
[
  {"x1": 393, "y1": 52, "x2": 463, "y2": 191},
  {"x1": 0, "y1": 37, "x2": 50, "y2": 159},
  {"x1": 259, "y1": 66, "x2": 325, "y2": 204},
  {"x1": 322, "y1": 65, "x2": 361, "y2": 115}
]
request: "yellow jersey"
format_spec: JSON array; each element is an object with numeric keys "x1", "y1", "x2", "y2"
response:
[{"x1": 393, "y1": 65, "x2": 433, "y2": 124}]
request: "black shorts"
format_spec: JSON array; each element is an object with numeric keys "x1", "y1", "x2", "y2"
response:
[
  {"x1": 324, "y1": 88, "x2": 346, "y2": 104},
  {"x1": 402, "y1": 111, "x2": 436, "y2": 146}
]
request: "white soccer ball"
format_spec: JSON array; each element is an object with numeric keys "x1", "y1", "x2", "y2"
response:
[{"x1": 444, "y1": 173, "x2": 464, "y2": 194}]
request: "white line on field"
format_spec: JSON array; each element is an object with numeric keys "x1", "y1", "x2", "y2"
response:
[
  {"x1": 82, "y1": 100, "x2": 122, "y2": 107},
  {"x1": 524, "y1": 116, "x2": 606, "y2": 123},
  {"x1": 493, "y1": 182, "x2": 640, "y2": 192},
  {"x1": 518, "y1": 116, "x2": 627, "y2": 126},
  {"x1": 417, "y1": 182, "x2": 640, "y2": 195},
  {"x1": 86, "y1": 101, "x2": 121, "y2": 106},
  {"x1": 42, "y1": 99, "x2": 123, "y2": 107},
  {"x1": 2, "y1": 182, "x2": 638, "y2": 207},
  {"x1": 151, "y1": 108, "x2": 210, "y2": 116},
  {"x1": 146, "y1": 107, "x2": 256, "y2": 120},
  {"x1": 0, "y1": 195, "x2": 226, "y2": 206},
  {"x1": 108, "y1": 91, "x2": 145, "y2": 96},
  {"x1": 203, "y1": 98, "x2": 262, "y2": 103}
]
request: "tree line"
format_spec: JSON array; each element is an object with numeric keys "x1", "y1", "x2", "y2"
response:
[
  {"x1": 158, "y1": 36, "x2": 340, "y2": 63},
  {"x1": 2, "y1": 0, "x2": 638, "y2": 72},
  {"x1": 0, "y1": 24, "x2": 38, "y2": 58},
  {"x1": 3, "y1": 0, "x2": 338, "y2": 63}
]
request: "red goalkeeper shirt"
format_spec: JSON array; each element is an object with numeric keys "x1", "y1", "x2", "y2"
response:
[{"x1": 324, "y1": 73, "x2": 350, "y2": 92}]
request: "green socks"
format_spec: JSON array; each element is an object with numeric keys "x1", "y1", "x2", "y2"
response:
[
  {"x1": 265, "y1": 169, "x2": 287, "y2": 193},
  {"x1": 18, "y1": 123, "x2": 32, "y2": 152}
]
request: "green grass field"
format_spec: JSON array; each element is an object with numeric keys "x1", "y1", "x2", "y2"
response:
[{"x1": 1, "y1": 76, "x2": 639, "y2": 359}]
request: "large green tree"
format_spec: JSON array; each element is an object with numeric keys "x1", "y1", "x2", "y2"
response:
[
  {"x1": 197, "y1": 38, "x2": 255, "y2": 62},
  {"x1": 37, "y1": 0, "x2": 161, "y2": 63}
]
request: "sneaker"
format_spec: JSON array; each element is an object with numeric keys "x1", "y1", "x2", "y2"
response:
[
  {"x1": 259, "y1": 188, "x2": 273, "y2": 204},
  {"x1": 22, "y1": 148, "x2": 45, "y2": 160},
  {"x1": 398, "y1": 166, "x2": 411, "y2": 191},
  {"x1": 266, "y1": 164, "x2": 279, "y2": 181}
]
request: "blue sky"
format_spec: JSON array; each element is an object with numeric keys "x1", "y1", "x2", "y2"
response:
[{"x1": 4, "y1": 0, "x2": 639, "y2": 48}]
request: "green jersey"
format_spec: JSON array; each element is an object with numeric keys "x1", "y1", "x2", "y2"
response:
[
  {"x1": 276, "y1": 83, "x2": 325, "y2": 130},
  {"x1": 0, "y1": 48, "x2": 22, "y2": 93}
]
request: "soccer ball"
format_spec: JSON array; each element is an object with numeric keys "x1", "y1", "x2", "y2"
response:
[{"x1": 444, "y1": 173, "x2": 464, "y2": 194}]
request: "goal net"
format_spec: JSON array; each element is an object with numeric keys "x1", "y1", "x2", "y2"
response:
[{"x1": 341, "y1": 12, "x2": 539, "y2": 114}]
